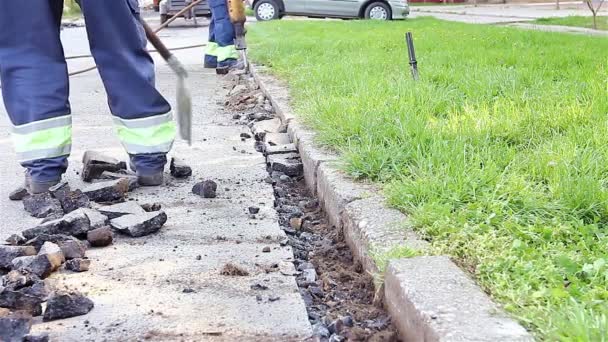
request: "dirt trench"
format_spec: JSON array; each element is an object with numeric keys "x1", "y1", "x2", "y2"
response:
[{"x1": 224, "y1": 71, "x2": 400, "y2": 342}]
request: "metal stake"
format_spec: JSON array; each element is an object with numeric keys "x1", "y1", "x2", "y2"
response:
[{"x1": 405, "y1": 32, "x2": 419, "y2": 81}]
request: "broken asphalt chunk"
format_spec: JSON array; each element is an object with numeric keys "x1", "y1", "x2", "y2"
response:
[
  {"x1": 268, "y1": 155, "x2": 303, "y2": 177},
  {"x1": 192, "y1": 180, "x2": 217, "y2": 198},
  {"x1": 265, "y1": 144, "x2": 298, "y2": 155},
  {"x1": 250, "y1": 112, "x2": 274, "y2": 122},
  {"x1": 11, "y1": 255, "x2": 54, "y2": 279},
  {"x1": 0, "y1": 310, "x2": 32, "y2": 342},
  {"x1": 81, "y1": 151, "x2": 127, "y2": 182},
  {"x1": 5, "y1": 234, "x2": 26, "y2": 246},
  {"x1": 0, "y1": 289, "x2": 43, "y2": 316},
  {"x1": 0, "y1": 246, "x2": 37, "y2": 270},
  {"x1": 100, "y1": 171, "x2": 139, "y2": 191},
  {"x1": 65, "y1": 258, "x2": 90, "y2": 272},
  {"x1": 43, "y1": 291, "x2": 94, "y2": 321},
  {"x1": 19, "y1": 280, "x2": 51, "y2": 302},
  {"x1": 87, "y1": 227, "x2": 113, "y2": 247},
  {"x1": 22, "y1": 209, "x2": 92, "y2": 240},
  {"x1": 263, "y1": 133, "x2": 291, "y2": 146},
  {"x1": 58, "y1": 240, "x2": 87, "y2": 260},
  {"x1": 79, "y1": 208, "x2": 109, "y2": 229},
  {"x1": 49, "y1": 182, "x2": 91, "y2": 213},
  {"x1": 98, "y1": 201, "x2": 146, "y2": 219},
  {"x1": 83, "y1": 178, "x2": 130, "y2": 203},
  {"x1": 48, "y1": 182, "x2": 70, "y2": 200},
  {"x1": 24, "y1": 234, "x2": 79, "y2": 252},
  {"x1": 110, "y1": 211, "x2": 167, "y2": 237},
  {"x1": 38, "y1": 242, "x2": 65, "y2": 271},
  {"x1": 56, "y1": 190, "x2": 90, "y2": 213},
  {"x1": 22, "y1": 193, "x2": 63, "y2": 219},
  {"x1": 9, "y1": 187, "x2": 29, "y2": 201},
  {"x1": 140, "y1": 203, "x2": 162, "y2": 212},
  {"x1": 1, "y1": 270, "x2": 40, "y2": 290},
  {"x1": 170, "y1": 158, "x2": 192, "y2": 178},
  {"x1": 252, "y1": 118, "x2": 283, "y2": 140}
]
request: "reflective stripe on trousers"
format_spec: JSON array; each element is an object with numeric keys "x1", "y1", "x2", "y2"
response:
[
  {"x1": 113, "y1": 111, "x2": 176, "y2": 154},
  {"x1": 10, "y1": 115, "x2": 72, "y2": 163},
  {"x1": 205, "y1": 41, "x2": 219, "y2": 57}
]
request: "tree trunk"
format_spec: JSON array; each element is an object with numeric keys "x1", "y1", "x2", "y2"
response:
[{"x1": 593, "y1": 13, "x2": 597, "y2": 29}]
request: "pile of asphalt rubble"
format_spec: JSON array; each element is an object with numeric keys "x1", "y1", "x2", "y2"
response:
[
  {"x1": 1, "y1": 151, "x2": 198, "y2": 341},
  {"x1": 225, "y1": 70, "x2": 399, "y2": 342}
]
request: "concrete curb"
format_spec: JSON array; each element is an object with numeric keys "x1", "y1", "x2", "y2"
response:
[
  {"x1": 385, "y1": 257, "x2": 533, "y2": 341},
  {"x1": 249, "y1": 65, "x2": 534, "y2": 341}
]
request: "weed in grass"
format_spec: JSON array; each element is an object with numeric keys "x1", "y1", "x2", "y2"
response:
[{"x1": 372, "y1": 245, "x2": 422, "y2": 274}]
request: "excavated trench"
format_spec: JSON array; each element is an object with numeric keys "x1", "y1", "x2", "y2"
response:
[{"x1": 223, "y1": 71, "x2": 400, "y2": 342}]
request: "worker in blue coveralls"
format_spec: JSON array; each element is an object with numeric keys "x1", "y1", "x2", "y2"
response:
[
  {"x1": 0, "y1": 0, "x2": 175, "y2": 196},
  {"x1": 203, "y1": 0, "x2": 242, "y2": 74}
]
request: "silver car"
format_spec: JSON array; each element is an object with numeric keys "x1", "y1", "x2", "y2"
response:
[{"x1": 250, "y1": 0, "x2": 409, "y2": 21}]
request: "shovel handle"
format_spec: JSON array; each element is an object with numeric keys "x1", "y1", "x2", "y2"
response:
[{"x1": 141, "y1": 19, "x2": 172, "y2": 61}]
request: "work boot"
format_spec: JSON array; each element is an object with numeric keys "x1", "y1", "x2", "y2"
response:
[
  {"x1": 25, "y1": 171, "x2": 60, "y2": 194},
  {"x1": 129, "y1": 161, "x2": 164, "y2": 187},
  {"x1": 216, "y1": 60, "x2": 245, "y2": 75},
  {"x1": 137, "y1": 173, "x2": 164, "y2": 186}
]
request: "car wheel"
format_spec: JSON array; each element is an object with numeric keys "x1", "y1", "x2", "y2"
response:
[
  {"x1": 254, "y1": 0, "x2": 280, "y2": 21},
  {"x1": 364, "y1": 2, "x2": 391, "y2": 20}
]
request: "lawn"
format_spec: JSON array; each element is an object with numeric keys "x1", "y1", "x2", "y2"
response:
[
  {"x1": 63, "y1": 0, "x2": 81, "y2": 19},
  {"x1": 534, "y1": 15, "x2": 608, "y2": 31},
  {"x1": 248, "y1": 18, "x2": 608, "y2": 340}
]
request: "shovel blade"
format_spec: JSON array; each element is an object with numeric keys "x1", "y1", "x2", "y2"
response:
[{"x1": 176, "y1": 77, "x2": 192, "y2": 145}]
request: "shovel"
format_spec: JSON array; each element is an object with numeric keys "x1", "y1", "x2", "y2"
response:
[{"x1": 141, "y1": 19, "x2": 192, "y2": 145}]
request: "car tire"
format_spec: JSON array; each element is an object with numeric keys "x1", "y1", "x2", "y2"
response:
[
  {"x1": 254, "y1": 0, "x2": 280, "y2": 21},
  {"x1": 160, "y1": 14, "x2": 169, "y2": 25},
  {"x1": 364, "y1": 2, "x2": 391, "y2": 20}
]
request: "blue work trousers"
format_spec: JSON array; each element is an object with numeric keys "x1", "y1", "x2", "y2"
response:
[
  {"x1": 204, "y1": 0, "x2": 238, "y2": 68},
  {"x1": 0, "y1": 0, "x2": 174, "y2": 182}
]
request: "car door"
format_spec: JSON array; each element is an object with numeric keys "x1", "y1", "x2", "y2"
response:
[
  {"x1": 283, "y1": 0, "x2": 308, "y2": 14},
  {"x1": 305, "y1": 0, "x2": 359, "y2": 17}
]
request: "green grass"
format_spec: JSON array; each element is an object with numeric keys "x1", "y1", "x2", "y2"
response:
[
  {"x1": 63, "y1": 0, "x2": 82, "y2": 19},
  {"x1": 249, "y1": 18, "x2": 608, "y2": 340},
  {"x1": 372, "y1": 245, "x2": 421, "y2": 274},
  {"x1": 534, "y1": 15, "x2": 608, "y2": 31}
]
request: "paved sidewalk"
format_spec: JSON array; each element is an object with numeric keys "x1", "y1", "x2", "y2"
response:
[
  {"x1": 507, "y1": 22, "x2": 608, "y2": 35},
  {"x1": 0, "y1": 17, "x2": 311, "y2": 341},
  {"x1": 410, "y1": 2, "x2": 607, "y2": 25}
]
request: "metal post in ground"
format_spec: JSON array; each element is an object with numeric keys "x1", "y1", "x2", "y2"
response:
[{"x1": 405, "y1": 32, "x2": 419, "y2": 81}]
